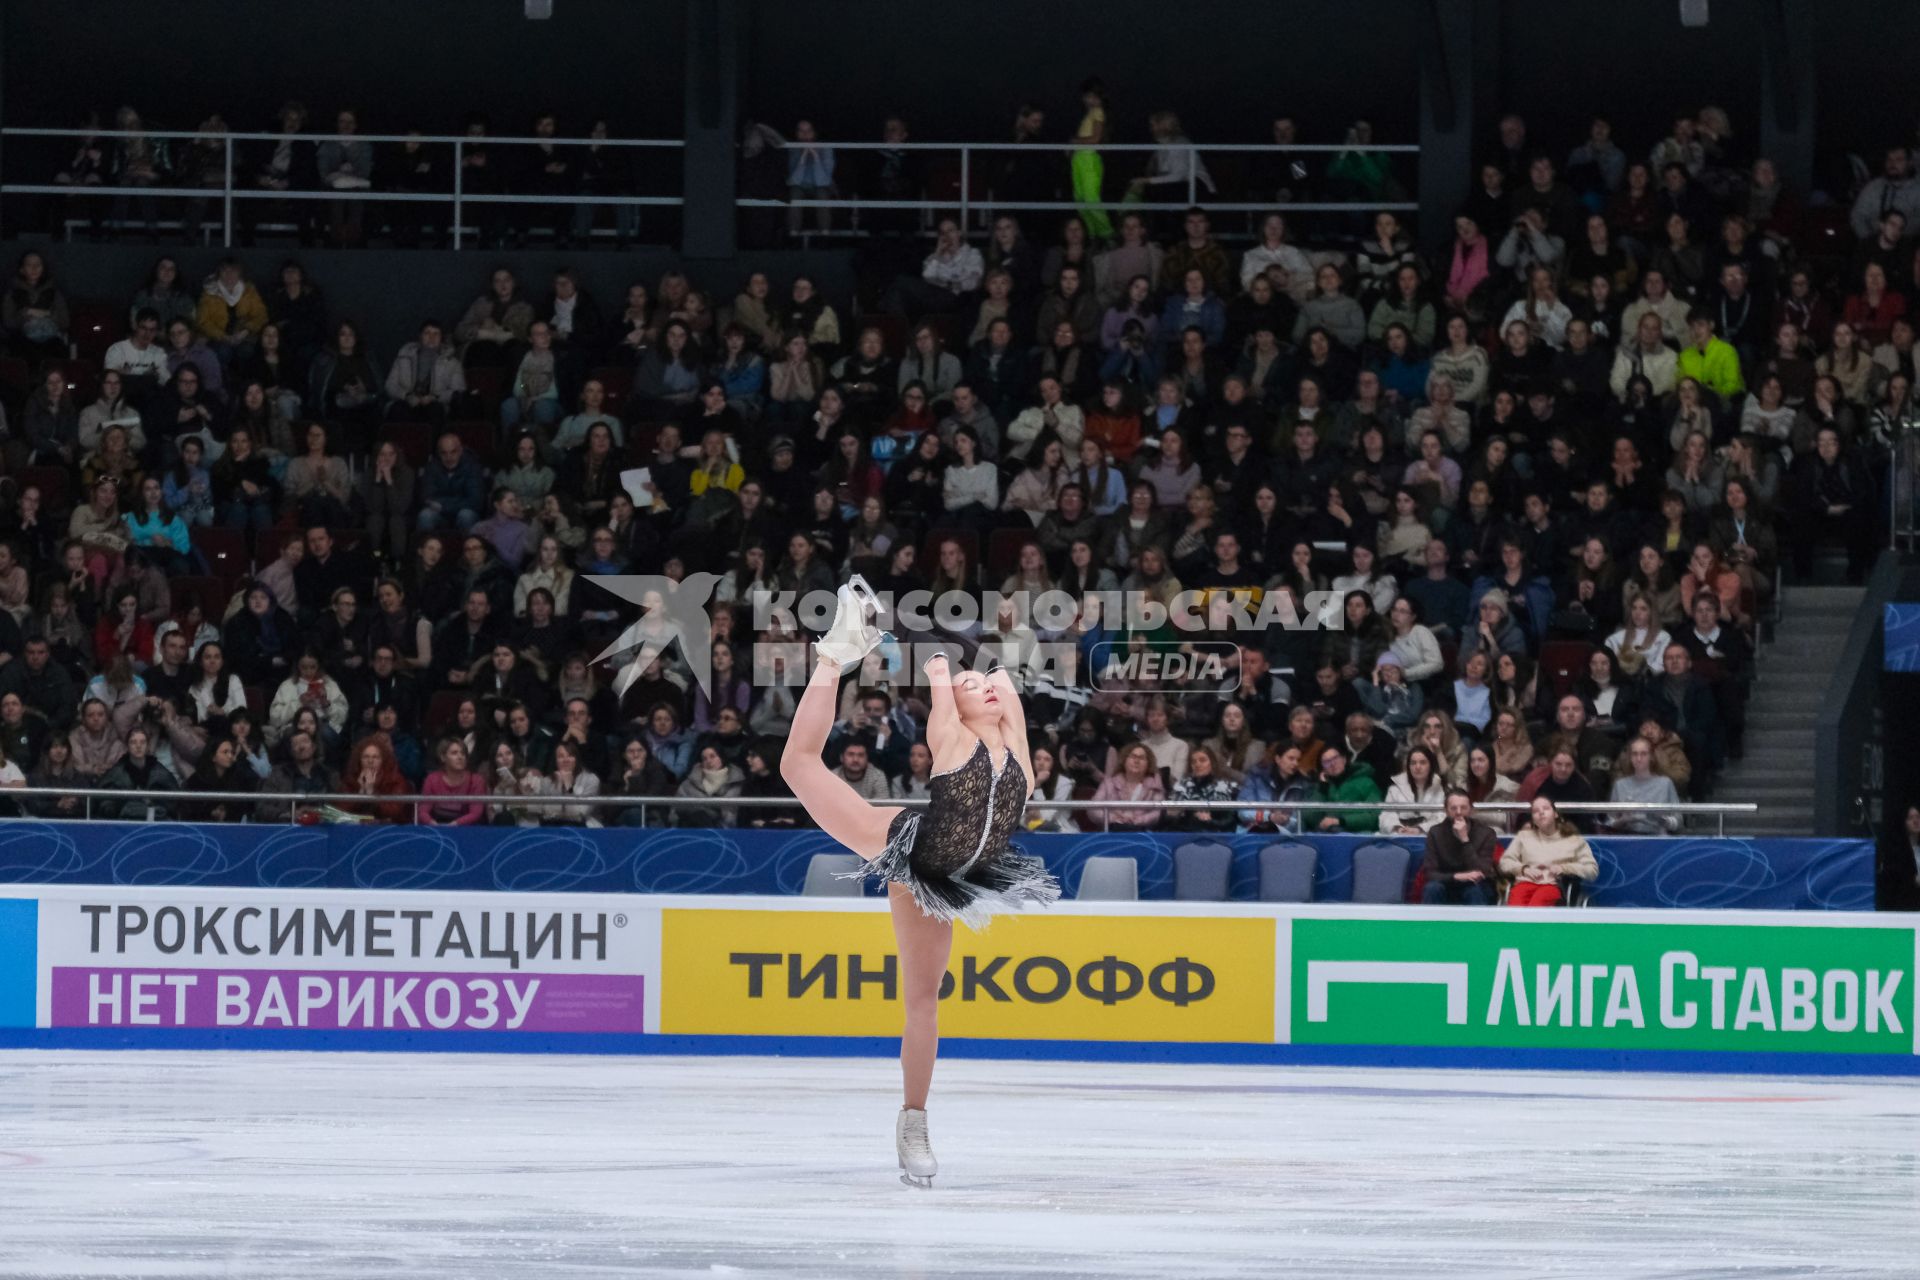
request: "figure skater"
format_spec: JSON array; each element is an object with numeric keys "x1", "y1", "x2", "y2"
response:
[{"x1": 781, "y1": 576, "x2": 1059, "y2": 1187}]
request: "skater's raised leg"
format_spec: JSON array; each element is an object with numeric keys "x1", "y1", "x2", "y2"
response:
[{"x1": 780, "y1": 647, "x2": 900, "y2": 860}]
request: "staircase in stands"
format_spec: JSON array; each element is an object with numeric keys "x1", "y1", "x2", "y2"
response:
[{"x1": 1712, "y1": 583, "x2": 1865, "y2": 838}]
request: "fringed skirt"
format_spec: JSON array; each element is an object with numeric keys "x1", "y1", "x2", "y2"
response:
[{"x1": 839, "y1": 810, "x2": 1061, "y2": 930}]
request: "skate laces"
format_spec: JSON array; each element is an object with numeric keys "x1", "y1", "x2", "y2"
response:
[{"x1": 900, "y1": 1108, "x2": 931, "y2": 1154}]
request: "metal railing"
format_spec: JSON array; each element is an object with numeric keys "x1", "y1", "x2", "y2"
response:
[
  {"x1": 0, "y1": 126, "x2": 685, "y2": 249},
  {"x1": 0, "y1": 784, "x2": 1755, "y2": 836},
  {"x1": 1, "y1": 127, "x2": 1416, "y2": 249},
  {"x1": 754, "y1": 139, "x2": 1420, "y2": 232}
]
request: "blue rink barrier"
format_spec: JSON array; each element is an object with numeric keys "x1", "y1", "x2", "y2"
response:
[{"x1": 0, "y1": 821, "x2": 1873, "y2": 910}]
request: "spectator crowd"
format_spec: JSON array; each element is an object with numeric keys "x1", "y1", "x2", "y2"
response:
[{"x1": 0, "y1": 99, "x2": 1904, "y2": 870}]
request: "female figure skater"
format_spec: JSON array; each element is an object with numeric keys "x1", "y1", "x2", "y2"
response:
[{"x1": 781, "y1": 576, "x2": 1058, "y2": 1186}]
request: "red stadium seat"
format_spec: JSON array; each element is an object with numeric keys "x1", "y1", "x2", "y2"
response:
[
  {"x1": 168, "y1": 576, "x2": 227, "y2": 620},
  {"x1": 44, "y1": 357, "x2": 98, "y2": 401},
  {"x1": 424, "y1": 690, "x2": 467, "y2": 738},
  {"x1": 987, "y1": 527, "x2": 1038, "y2": 580},
  {"x1": 68, "y1": 299, "x2": 121, "y2": 363},
  {"x1": 386, "y1": 421, "x2": 433, "y2": 468},
  {"x1": 588, "y1": 365, "x2": 633, "y2": 415},
  {"x1": 1539, "y1": 640, "x2": 1593, "y2": 701},
  {"x1": 14, "y1": 465, "x2": 69, "y2": 515},
  {"x1": 186, "y1": 526, "x2": 248, "y2": 579},
  {"x1": 462, "y1": 367, "x2": 505, "y2": 416}
]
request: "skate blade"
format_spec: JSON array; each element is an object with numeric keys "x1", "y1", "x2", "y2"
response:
[{"x1": 899, "y1": 1173, "x2": 934, "y2": 1189}]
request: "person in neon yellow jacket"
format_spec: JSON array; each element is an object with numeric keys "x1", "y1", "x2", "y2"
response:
[
  {"x1": 1677, "y1": 308, "x2": 1745, "y2": 400},
  {"x1": 1071, "y1": 78, "x2": 1112, "y2": 242}
]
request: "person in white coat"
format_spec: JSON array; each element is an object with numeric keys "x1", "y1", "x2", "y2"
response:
[{"x1": 1379, "y1": 745, "x2": 1448, "y2": 834}]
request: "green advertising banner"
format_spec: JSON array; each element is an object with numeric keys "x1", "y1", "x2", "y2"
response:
[{"x1": 1291, "y1": 918, "x2": 1917, "y2": 1056}]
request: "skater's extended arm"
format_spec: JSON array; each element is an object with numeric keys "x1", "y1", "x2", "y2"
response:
[
  {"x1": 922, "y1": 651, "x2": 965, "y2": 767},
  {"x1": 987, "y1": 664, "x2": 1034, "y2": 786}
]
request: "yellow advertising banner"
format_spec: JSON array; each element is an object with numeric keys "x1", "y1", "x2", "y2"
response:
[{"x1": 661, "y1": 908, "x2": 1274, "y2": 1043}]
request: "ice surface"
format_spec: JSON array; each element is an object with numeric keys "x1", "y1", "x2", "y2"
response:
[{"x1": 0, "y1": 1051, "x2": 1917, "y2": 1278}]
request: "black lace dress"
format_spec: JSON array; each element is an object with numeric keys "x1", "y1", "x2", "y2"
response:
[{"x1": 847, "y1": 738, "x2": 1060, "y2": 927}]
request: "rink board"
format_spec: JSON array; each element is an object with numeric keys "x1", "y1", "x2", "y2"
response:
[{"x1": 0, "y1": 886, "x2": 1916, "y2": 1075}]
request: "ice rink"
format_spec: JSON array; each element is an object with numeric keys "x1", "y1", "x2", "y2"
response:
[{"x1": 1, "y1": 1051, "x2": 1917, "y2": 1278}]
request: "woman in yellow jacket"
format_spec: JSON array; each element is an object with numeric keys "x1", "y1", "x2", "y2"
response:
[
  {"x1": 1500, "y1": 795, "x2": 1599, "y2": 907},
  {"x1": 194, "y1": 260, "x2": 269, "y2": 363}
]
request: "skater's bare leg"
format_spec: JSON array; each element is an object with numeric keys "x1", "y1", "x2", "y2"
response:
[
  {"x1": 890, "y1": 880, "x2": 953, "y2": 1109},
  {"x1": 781, "y1": 655, "x2": 901, "y2": 858}
]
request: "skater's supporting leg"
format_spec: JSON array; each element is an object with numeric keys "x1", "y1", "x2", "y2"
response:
[
  {"x1": 780, "y1": 655, "x2": 901, "y2": 859},
  {"x1": 889, "y1": 880, "x2": 953, "y2": 1110}
]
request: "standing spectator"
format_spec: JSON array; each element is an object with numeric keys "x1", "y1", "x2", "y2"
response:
[
  {"x1": 784, "y1": 119, "x2": 836, "y2": 237},
  {"x1": 1789, "y1": 427, "x2": 1876, "y2": 582},
  {"x1": 316, "y1": 108, "x2": 374, "y2": 245}
]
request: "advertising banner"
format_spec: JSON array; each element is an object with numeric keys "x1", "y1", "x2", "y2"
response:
[
  {"x1": 660, "y1": 907, "x2": 1273, "y2": 1043},
  {"x1": 3, "y1": 889, "x2": 1917, "y2": 1073},
  {"x1": 1292, "y1": 917, "x2": 1915, "y2": 1057},
  {"x1": 13, "y1": 887, "x2": 657, "y2": 1042}
]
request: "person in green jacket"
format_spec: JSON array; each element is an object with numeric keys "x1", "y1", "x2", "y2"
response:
[
  {"x1": 1302, "y1": 745, "x2": 1384, "y2": 833},
  {"x1": 1677, "y1": 308, "x2": 1745, "y2": 401}
]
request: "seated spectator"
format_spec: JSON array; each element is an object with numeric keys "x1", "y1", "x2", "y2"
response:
[
  {"x1": 455, "y1": 267, "x2": 534, "y2": 368},
  {"x1": 211, "y1": 428, "x2": 278, "y2": 532},
  {"x1": 418, "y1": 432, "x2": 487, "y2": 533},
  {"x1": 223, "y1": 583, "x2": 297, "y2": 688},
  {"x1": 1607, "y1": 736, "x2": 1683, "y2": 834},
  {"x1": 1169, "y1": 744, "x2": 1238, "y2": 834},
  {"x1": 501, "y1": 320, "x2": 561, "y2": 434},
  {"x1": 1237, "y1": 744, "x2": 1313, "y2": 832},
  {"x1": 881, "y1": 217, "x2": 983, "y2": 319},
  {"x1": 182, "y1": 735, "x2": 256, "y2": 822},
  {"x1": 1301, "y1": 743, "x2": 1383, "y2": 833},
  {"x1": 267, "y1": 651, "x2": 347, "y2": 748},
  {"x1": 1379, "y1": 745, "x2": 1447, "y2": 834},
  {"x1": 1354, "y1": 651, "x2": 1424, "y2": 740},
  {"x1": 282, "y1": 422, "x2": 353, "y2": 529},
  {"x1": 120, "y1": 480, "x2": 190, "y2": 577},
  {"x1": 419, "y1": 737, "x2": 488, "y2": 825},
  {"x1": 343, "y1": 734, "x2": 413, "y2": 823},
  {"x1": 1090, "y1": 742, "x2": 1165, "y2": 831},
  {"x1": 385, "y1": 319, "x2": 466, "y2": 422},
  {"x1": 1604, "y1": 592, "x2": 1672, "y2": 679},
  {"x1": 1500, "y1": 795, "x2": 1599, "y2": 906},
  {"x1": 97, "y1": 725, "x2": 179, "y2": 821},
  {"x1": 1466, "y1": 743, "x2": 1521, "y2": 809},
  {"x1": 1420, "y1": 789, "x2": 1501, "y2": 904},
  {"x1": 3, "y1": 249, "x2": 70, "y2": 362}
]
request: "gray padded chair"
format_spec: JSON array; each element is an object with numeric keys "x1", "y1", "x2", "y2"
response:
[
  {"x1": 1258, "y1": 842, "x2": 1318, "y2": 902},
  {"x1": 1173, "y1": 841, "x2": 1233, "y2": 901},
  {"x1": 802, "y1": 852, "x2": 865, "y2": 897},
  {"x1": 1349, "y1": 842, "x2": 1413, "y2": 903},
  {"x1": 1076, "y1": 855, "x2": 1140, "y2": 901}
]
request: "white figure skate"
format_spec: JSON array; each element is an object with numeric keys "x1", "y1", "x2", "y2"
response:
[
  {"x1": 816, "y1": 574, "x2": 889, "y2": 669},
  {"x1": 896, "y1": 1107, "x2": 937, "y2": 1188}
]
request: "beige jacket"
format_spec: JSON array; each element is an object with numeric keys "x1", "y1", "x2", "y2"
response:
[{"x1": 1499, "y1": 827, "x2": 1599, "y2": 882}]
